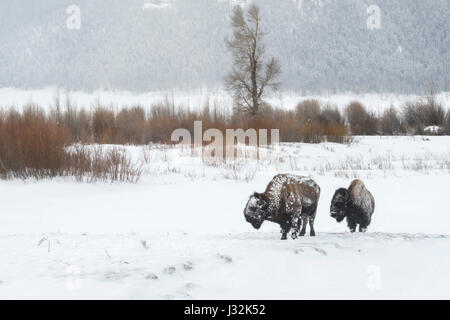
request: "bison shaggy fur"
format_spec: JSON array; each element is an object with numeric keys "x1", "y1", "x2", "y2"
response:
[
  {"x1": 330, "y1": 179, "x2": 375, "y2": 232},
  {"x1": 244, "y1": 174, "x2": 321, "y2": 240}
]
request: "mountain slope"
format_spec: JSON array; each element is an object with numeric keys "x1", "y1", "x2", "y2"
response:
[{"x1": 0, "y1": 0, "x2": 449, "y2": 93}]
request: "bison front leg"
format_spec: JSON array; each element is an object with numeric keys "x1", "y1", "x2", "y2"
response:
[
  {"x1": 279, "y1": 211, "x2": 292, "y2": 240},
  {"x1": 359, "y1": 216, "x2": 371, "y2": 233},
  {"x1": 283, "y1": 195, "x2": 302, "y2": 240},
  {"x1": 358, "y1": 224, "x2": 368, "y2": 233},
  {"x1": 290, "y1": 211, "x2": 302, "y2": 239},
  {"x1": 347, "y1": 218, "x2": 357, "y2": 233},
  {"x1": 280, "y1": 219, "x2": 291, "y2": 240},
  {"x1": 281, "y1": 221, "x2": 291, "y2": 240},
  {"x1": 291, "y1": 217, "x2": 302, "y2": 239}
]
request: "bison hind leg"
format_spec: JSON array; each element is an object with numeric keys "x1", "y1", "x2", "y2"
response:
[
  {"x1": 309, "y1": 217, "x2": 316, "y2": 237},
  {"x1": 299, "y1": 216, "x2": 308, "y2": 237},
  {"x1": 309, "y1": 204, "x2": 318, "y2": 237}
]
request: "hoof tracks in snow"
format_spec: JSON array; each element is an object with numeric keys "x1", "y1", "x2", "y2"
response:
[
  {"x1": 218, "y1": 254, "x2": 233, "y2": 264},
  {"x1": 294, "y1": 245, "x2": 327, "y2": 256},
  {"x1": 182, "y1": 261, "x2": 194, "y2": 271},
  {"x1": 164, "y1": 266, "x2": 177, "y2": 275},
  {"x1": 144, "y1": 272, "x2": 159, "y2": 280}
]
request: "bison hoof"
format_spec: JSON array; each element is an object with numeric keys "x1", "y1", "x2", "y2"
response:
[
  {"x1": 281, "y1": 234, "x2": 288, "y2": 240},
  {"x1": 310, "y1": 231, "x2": 316, "y2": 237}
]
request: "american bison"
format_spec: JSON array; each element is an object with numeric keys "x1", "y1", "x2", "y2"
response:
[
  {"x1": 330, "y1": 179, "x2": 375, "y2": 232},
  {"x1": 244, "y1": 174, "x2": 321, "y2": 240}
]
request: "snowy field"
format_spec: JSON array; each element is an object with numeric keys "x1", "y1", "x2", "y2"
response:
[
  {"x1": 0, "y1": 136, "x2": 450, "y2": 299},
  {"x1": 1, "y1": 87, "x2": 449, "y2": 113}
]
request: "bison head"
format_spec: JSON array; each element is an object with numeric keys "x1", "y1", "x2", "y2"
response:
[
  {"x1": 330, "y1": 188, "x2": 351, "y2": 223},
  {"x1": 244, "y1": 192, "x2": 269, "y2": 230}
]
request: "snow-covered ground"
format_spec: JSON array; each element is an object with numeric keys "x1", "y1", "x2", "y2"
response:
[
  {"x1": 0, "y1": 136, "x2": 449, "y2": 299},
  {"x1": 1, "y1": 87, "x2": 449, "y2": 113}
]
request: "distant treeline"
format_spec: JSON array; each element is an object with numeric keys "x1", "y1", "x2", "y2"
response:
[
  {"x1": 1, "y1": 95, "x2": 448, "y2": 179},
  {"x1": 1, "y1": 1, "x2": 449, "y2": 93},
  {"x1": 1, "y1": 95, "x2": 449, "y2": 148}
]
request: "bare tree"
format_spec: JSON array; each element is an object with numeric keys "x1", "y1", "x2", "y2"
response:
[{"x1": 225, "y1": 4, "x2": 281, "y2": 116}]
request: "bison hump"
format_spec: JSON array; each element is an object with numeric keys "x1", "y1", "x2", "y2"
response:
[{"x1": 348, "y1": 179, "x2": 374, "y2": 214}]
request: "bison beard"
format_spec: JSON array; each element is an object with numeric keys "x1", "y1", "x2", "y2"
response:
[
  {"x1": 243, "y1": 174, "x2": 321, "y2": 240},
  {"x1": 330, "y1": 179, "x2": 375, "y2": 232}
]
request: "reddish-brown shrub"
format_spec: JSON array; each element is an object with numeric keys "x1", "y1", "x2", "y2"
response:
[
  {"x1": 298, "y1": 121, "x2": 324, "y2": 144},
  {"x1": 324, "y1": 124, "x2": 349, "y2": 143},
  {"x1": 0, "y1": 109, "x2": 141, "y2": 182},
  {"x1": 296, "y1": 100, "x2": 321, "y2": 125},
  {"x1": 345, "y1": 101, "x2": 369, "y2": 135},
  {"x1": 92, "y1": 107, "x2": 117, "y2": 143},
  {"x1": 116, "y1": 107, "x2": 146, "y2": 144},
  {"x1": 319, "y1": 105, "x2": 345, "y2": 126},
  {"x1": 0, "y1": 107, "x2": 71, "y2": 179},
  {"x1": 381, "y1": 106, "x2": 403, "y2": 135},
  {"x1": 279, "y1": 113, "x2": 300, "y2": 142},
  {"x1": 364, "y1": 112, "x2": 379, "y2": 135}
]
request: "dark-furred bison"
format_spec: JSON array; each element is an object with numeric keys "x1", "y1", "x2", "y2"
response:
[
  {"x1": 330, "y1": 179, "x2": 375, "y2": 232},
  {"x1": 244, "y1": 174, "x2": 321, "y2": 240}
]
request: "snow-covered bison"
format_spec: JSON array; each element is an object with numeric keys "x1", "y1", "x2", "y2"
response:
[
  {"x1": 244, "y1": 174, "x2": 321, "y2": 240},
  {"x1": 330, "y1": 179, "x2": 375, "y2": 232}
]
